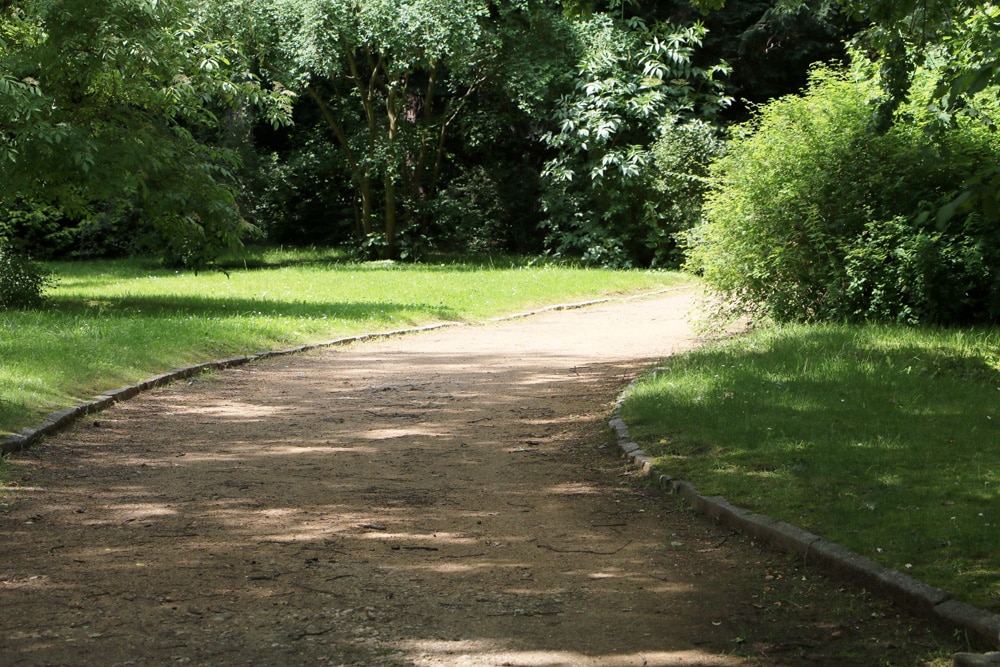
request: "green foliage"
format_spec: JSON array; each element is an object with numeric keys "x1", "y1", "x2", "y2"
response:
[
  {"x1": 0, "y1": 202, "x2": 73, "y2": 259},
  {"x1": 424, "y1": 165, "x2": 528, "y2": 254},
  {"x1": 0, "y1": 0, "x2": 293, "y2": 268},
  {"x1": 260, "y1": 0, "x2": 497, "y2": 259},
  {"x1": 232, "y1": 1, "x2": 574, "y2": 258},
  {"x1": 689, "y1": 62, "x2": 1000, "y2": 324},
  {"x1": 0, "y1": 239, "x2": 52, "y2": 310},
  {"x1": 833, "y1": 1, "x2": 1000, "y2": 141},
  {"x1": 693, "y1": 0, "x2": 995, "y2": 112},
  {"x1": 693, "y1": 0, "x2": 1000, "y2": 224},
  {"x1": 539, "y1": 14, "x2": 730, "y2": 268},
  {"x1": 843, "y1": 215, "x2": 1000, "y2": 324},
  {"x1": 648, "y1": 119, "x2": 724, "y2": 267},
  {"x1": 698, "y1": 0, "x2": 856, "y2": 114},
  {"x1": 239, "y1": 133, "x2": 357, "y2": 247}
]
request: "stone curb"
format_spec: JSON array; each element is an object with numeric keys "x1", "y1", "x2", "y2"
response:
[
  {"x1": 0, "y1": 287, "x2": 687, "y2": 457},
  {"x1": 0, "y1": 323, "x2": 460, "y2": 457},
  {"x1": 610, "y1": 384, "x2": 1000, "y2": 657},
  {"x1": 953, "y1": 652, "x2": 1000, "y2": 666}
]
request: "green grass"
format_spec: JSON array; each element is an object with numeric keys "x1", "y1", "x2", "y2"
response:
[
  {"x1": 1, "y1": 249, "x2": 690, "y2": 435},
  {"x1": 621, "y1": 323, "x2": 1000, "y2": 612}
]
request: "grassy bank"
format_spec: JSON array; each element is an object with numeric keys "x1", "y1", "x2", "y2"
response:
[
  {"x1": 1, "y1": 249, "x2": 690, "y2": 436},
  {"x1": 621, "y1": 324, "x2": 1000, "y2": 612}
]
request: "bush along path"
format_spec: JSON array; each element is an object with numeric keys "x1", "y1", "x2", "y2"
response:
[{"x1": 0, "y1": 290, "x2": 978, "y2": 666}]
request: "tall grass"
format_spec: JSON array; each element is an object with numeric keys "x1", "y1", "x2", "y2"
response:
[
  {"x1": 622, "y1": 324, "x2": 1000, "y2": 611},
  {"x1": 1, "y1": 250, "x2": 689, "y2": 435}
]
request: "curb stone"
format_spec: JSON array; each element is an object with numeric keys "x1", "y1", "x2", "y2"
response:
[
  {"x1": 610, "y1": 380, "x2": 1000, "y2": 657},
  {"x1": 953, "y1": 652, "x2": 1000, "y2": 666},
  {"x1": 0, "y1": 323, "x2": 455, "y2": 457},
  {"x1": 0, "y1": 287, "x2": 688, "y2": 457}
]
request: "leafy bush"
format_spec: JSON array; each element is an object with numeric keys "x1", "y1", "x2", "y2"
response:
[
  {"x1": 241, "y1": 141, "x2": 356, "y2": 248},
  {"x1": 688, "y1": 62, "x2": 1000, "y2": 324},
  {"x1": 426, "y1": 166, "x2": 513, "y2": 253},
  {"x1": 0, "y1": 202, "x2": 74, "y2": 259},
  {"x1": 843, "y1": 215, "x2": 1000, "y2": 324},
  {"x1": 539, "y1": 15, "x2": 730, "y2": 268},
  {"x1": 0, "y1": 239, "x2": 52, "y2": 310},
  {"x1": 648, "y1": 119, "x2": 725, "y2": 267},
  {"x1": 1, "y1": 200, "x2": 147, "y2": 260}
]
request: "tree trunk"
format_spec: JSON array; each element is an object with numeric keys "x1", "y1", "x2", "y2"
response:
[
  {"x1": 384, "y1": 174, "x2": 397, "y2": 259},
  {"x1": 384, "y1": 86, "x2": 401, "y2": 259},
  {"x1": 305, "y1": 85, "x2": 374, "y2": 239}
]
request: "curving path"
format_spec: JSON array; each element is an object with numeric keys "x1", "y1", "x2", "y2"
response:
[{"x1": 0, "y1": 290, "x2": 964, "y2": 665}]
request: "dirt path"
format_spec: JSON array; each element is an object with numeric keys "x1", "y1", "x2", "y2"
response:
[{"x1": 0, "y1": 290, "x2": 965, "y2": 666}]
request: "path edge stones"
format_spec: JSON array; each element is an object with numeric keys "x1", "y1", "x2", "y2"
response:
[
  {"x1": 0, "y1": 288, "x2": 684, "y2": 457},
  {"x1": 610, "y1": 378, "x2": 1000, "y2": 660}
]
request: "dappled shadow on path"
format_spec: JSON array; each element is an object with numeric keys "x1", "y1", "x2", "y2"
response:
[{"x1": 0, "y1": 296, "x2": 962, "y2": 666}]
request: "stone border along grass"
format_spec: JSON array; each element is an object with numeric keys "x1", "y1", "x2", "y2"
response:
[
  {"x1": 0, "y1": 287, "x2": 683, "y2": 457},
  {"x1": 610, "y1": 375, "x2": 1000, "y2": 663}
]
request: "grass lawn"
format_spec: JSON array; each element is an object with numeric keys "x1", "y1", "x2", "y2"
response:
[
  {"x1": 0, "y1": 248, "x2": 690, "y2": 436},
  {"x1": 621, "y1": 323, "x2": 1000, "y2": 612}
]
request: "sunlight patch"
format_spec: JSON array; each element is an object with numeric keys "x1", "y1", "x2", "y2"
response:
[
  {"x1": 546, "y1": 482, "x2": 600, "y2": 495},
  {"x1": 361, "y1": 426, "x2": 448, "y2": 440},
  {"x1": 395, "y1": 638, "x2": 745, "y2": 666},
  {"x1": 169, "y1": 403, "x2": 287, "y2": 418}
]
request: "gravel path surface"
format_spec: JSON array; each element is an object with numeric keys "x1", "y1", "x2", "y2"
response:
[{"x1": 0, "y1": 290, "x2": 965, "y2": 665}]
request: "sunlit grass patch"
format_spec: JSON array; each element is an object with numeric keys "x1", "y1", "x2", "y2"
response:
[
  {"x1": 1, "y1": 250, "x2": 690, "y2": 436},
  {"x1": 622, "y1": 323, "x2": 1000, "y2": 611}
]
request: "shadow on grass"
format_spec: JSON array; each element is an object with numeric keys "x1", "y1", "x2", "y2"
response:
[
  {"x1": 624, "y1": 325, "x2": 1000, "y2": 610},
  {"x1": 212, "y1": 249, "x2": 550, "y2": 272},
  {"x1": 47, "y1": 251, "x2": 544, "y2": 280},
  {"x1": 46, "y1": 294, "x2": 461, "y2": 322}
]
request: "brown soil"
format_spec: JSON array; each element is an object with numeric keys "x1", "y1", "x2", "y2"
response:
[{"x1": 0, "y1": 290, "x2": 967, "y2": 666}]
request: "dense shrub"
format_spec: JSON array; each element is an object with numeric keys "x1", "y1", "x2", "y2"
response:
[
  {"x1": 1, "y1": 200, "x2": 160, "y2": 261},
  {"x1": 540, "y1": 114, "x2": 724, "y2": 269},
  {"x1": 539, "y1": 16, "x2": 730, "y2": 269},
  {"x1": 242, "y1": 144, "x2": 356, "y2": 248},
  {"x1": 425, "y1": 166, "x2": 520, "y2": 253},
  {"x1": 688, "y1": 63, "x2": 1000, "y2": 324},
  {"x1": 0, "y1": 239, "x2": 52, "y2": 310},
  {"x1": 647, "y1": 119, "x2": 725, "y2": 267},
  {"x1": 0, "y1": 202, "x2": 74, "y2": 258}
]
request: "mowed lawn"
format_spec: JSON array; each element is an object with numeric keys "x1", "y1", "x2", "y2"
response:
[
  {"x1": 0, "y1": 249, "x2": 691, "y2": 436},
  {"x1": 621, "y1": 323, "x2": 1000, "y2": 612}
]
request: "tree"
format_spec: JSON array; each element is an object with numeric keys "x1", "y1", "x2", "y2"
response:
[
  {"x1": 694, "y1": 0, "x2": 857, "y2": 117},
  {"x1": 691, "y1": 1, "x2": 998, "y2": 115},
  {"x1": 0, "y1": 0, "x2": 292, "y2": 266},
  {"x1": 539, "y1": 12, "x2": 730, "y2": 267},
  {"x1": 565, "y1": 0, "x2": 857, "y2": 118},
  {"x1": 411, "y1": 2, "x2": 581, "y2": 254},
  {"x1": 261, "y1": 0, "x2": 501, "y2": 259}
]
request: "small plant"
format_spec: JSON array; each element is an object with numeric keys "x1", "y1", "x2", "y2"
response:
[{"x1": 0, "y1": 238, "x2": 52, "y2": 310}]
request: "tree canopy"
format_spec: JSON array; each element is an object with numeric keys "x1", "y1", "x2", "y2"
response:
[
  {"x1": 0, "y1": 0, "x2": 292, "y2": 266},
  {"x1": 694, "y1": 0, "x2": 1000, "y2": 121},
  {"x1": 4, "y1": 0, "x2": 998, "y2": 326}
]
